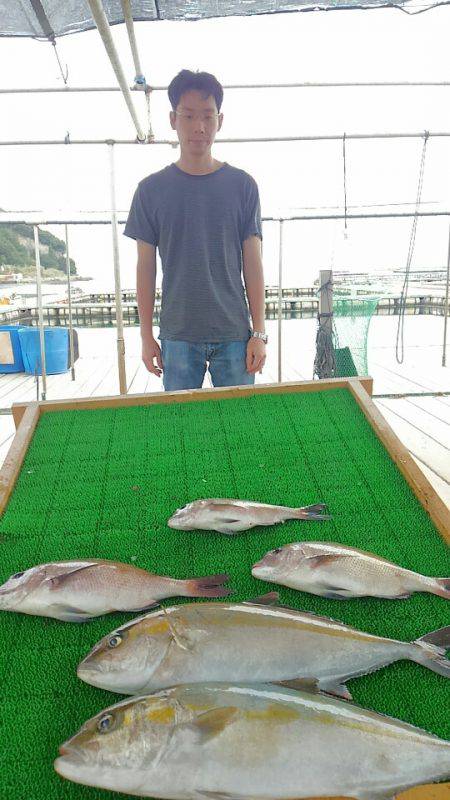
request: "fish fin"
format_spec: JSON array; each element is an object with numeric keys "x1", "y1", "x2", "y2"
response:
[
  {"x1": 48, "y1": 564, "x2": 100, "y2": 590},
  {"x1": 320, "y1": 586, "x2": 355, "y2": 599},
  {"x1": 183, "y1": 573, "x2": 231, "y2": 598},
  {"x1": 54, "y1": 605, "x2": 94, "y2": 623},
  {"x1": 431, "y1": 578, "x2": 450, "y2": 599},
  {"x1": 120, "y1": 601, "x2": 160, "y2": 612},
  {"x1": 305, "y1": 554, "x2": 346, "y2": 568},
  {"x1": 294, "y1": 503, "x2": 332, "y2": 520},
  {"x1": 160, "y1": 606, "x2": 192, "y2": 651},
  {"x1": 409, "y1": 627, "x2": 450, "y2": 678},
  {"x1": 317, "y1": 680, "x2": 353, "y2": 700},
  {"x1": 187, "y1": 707, "x2": 238, "y2": 743},
  {"x1": 416, "y1": 625, "x2": 450, "y2": 650},
  {"x1": 244, "y1": 592, "x2": 280, "y2": 606},
  {"x1": 214, "y1": 527, "x2": 247, "y2": 535},
  {"x1": 272, "y1": 678, "x2": 321, "y2": 693},
  {"x1": 199, "y1": 793, "x2": 257, "y2": 800}
]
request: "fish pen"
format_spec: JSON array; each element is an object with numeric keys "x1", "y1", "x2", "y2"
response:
[{"x1": 0, "y1": 378, "x2": 449, "y2": 799}]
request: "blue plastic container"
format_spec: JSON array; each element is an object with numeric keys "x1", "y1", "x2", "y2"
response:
[
  {"x1": 18, "y1": 327, "x2": 69, "y2": 375},
  {"x1": 0, "y1": 325, "x2": 27, "y2": 373}
]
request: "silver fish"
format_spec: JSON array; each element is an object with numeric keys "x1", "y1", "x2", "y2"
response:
[
  {"x1": 77, "y1": 594, "x2": 450, "y2": 697},
  {"x1": 167, "y1": 498, "x2": 330, "y2": 534},
  {"x1": 55, "y1": 682, "x2": 450, "y2": 799},
  {"x1": 252, "y1": 541, "x2": 450, "y2": 600},
  {"x1": 0, "y1": 560, "x2": 230, "y2": 622}
]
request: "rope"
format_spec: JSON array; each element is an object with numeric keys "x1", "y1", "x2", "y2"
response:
[
  {"x1": 395, "y1": 131, "x2": 430, "y2": 364},
  {"x1": 313, "y1": 313, "x2": 336, "y2": 379},
  {"x1": 343, "y1": 132, "x2": 348, "y2": 234},
  {"x1": 51, "y1": 40, "x2": 68, "y2": 84}
]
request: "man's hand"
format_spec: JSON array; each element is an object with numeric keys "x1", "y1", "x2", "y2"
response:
[
  {"x1": 246, "y1": 337, "x2": 266, "y2": 374},
  {"x1": 142, "y1": 334, "x2": 163, "y2": 376}
]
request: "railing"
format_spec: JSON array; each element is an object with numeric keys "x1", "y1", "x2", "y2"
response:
[{"x1": 1, "y1": 293, "x2": 447, "y2": 328}]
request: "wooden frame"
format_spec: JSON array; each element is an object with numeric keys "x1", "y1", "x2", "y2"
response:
[
  {"x1": 0, "y1": 377, "x2": 449, "y2": 799},
  {"x1": 3, "y1": 376, "x2": 449, "y2": 543}
]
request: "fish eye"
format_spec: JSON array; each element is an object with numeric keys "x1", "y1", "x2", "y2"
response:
[
  {"x1": 97, "y1": 714, "x2": 114, "y2": 734},
  {"x1": 108, "y1": 634, "x2": 122, "y2": 649},
  {"x1": 272, "y1": 548, "x2": 283, "y2": 555},
  {"x1": 11, "y1": 571, "x2": 24, "y2": 580}
]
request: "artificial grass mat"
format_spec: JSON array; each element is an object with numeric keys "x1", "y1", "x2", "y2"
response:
[{"x1": 0, "y1": 386, "x2": 449, "y2": 800}]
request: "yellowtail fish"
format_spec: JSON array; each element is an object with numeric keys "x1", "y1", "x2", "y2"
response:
[
  {"x1": 77, "y1": 594, "x2": 450, "y2": 697},
  {"x1": 252, "y1": 541, "x2": 450, "y2": 600},
  {"x1": 55, "y1": 682, "x2": 450, "y2": 799},
  {"x1": 0, "y1": 560, "x2": 230, "y2": 622},
  {"x1": 167, "y1": 498, "x2": 331, "y2": 534}
]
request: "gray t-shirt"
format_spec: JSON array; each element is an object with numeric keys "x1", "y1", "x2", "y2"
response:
[{"x1": 124, "y1": 162, "x2": 262, "y2": 342}]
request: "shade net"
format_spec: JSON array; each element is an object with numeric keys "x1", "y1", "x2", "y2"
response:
[{"x1": 1, "y1": 0, "x2": 449, "y2": 39}]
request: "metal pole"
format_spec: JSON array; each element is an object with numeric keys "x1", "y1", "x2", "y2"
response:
[
  {"x1": 87, "y1": 0, "x2": 146, "y2": 141},
  {"x1": 3, "y1": 210, "x2": 450, "y2": 225},
  {"x1": 2, "y1": 131, "x2": 450, "y2": 147},
  {"x1": 278, "y1": 220, "x2": 284, "y2": 383},
  {"x1": 108, "y1": 143, "x2": 127, "y2": 394},
  {"x1": 442, "y1": 223, "x2": 450, "y2": 367},
  {"x1": 121, "y1": 0, "x2": 144, "y2": 79},
  {"x1": 3, "y1": 81, "x2": 450, "y2": 95},
  {"x1": 64, "y1": 224, "x2": 76, "y2": 380},
  {"x1": 33, "y1": 226, "x2": 47, "y2": 400}
]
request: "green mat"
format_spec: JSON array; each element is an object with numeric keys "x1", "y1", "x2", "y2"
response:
[
  {"x1": 334, "y1": 346, "x2": 359, "y2": 378},
  {"x1": 0, "y1": 387, "x2": 448, "y2": 800}
]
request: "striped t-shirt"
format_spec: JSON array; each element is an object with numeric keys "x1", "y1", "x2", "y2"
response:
[{"x1": 124, "y1": 162, "x2": 262, "y2": 342}]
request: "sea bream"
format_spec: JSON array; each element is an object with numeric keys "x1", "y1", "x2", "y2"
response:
[
  {"x1": 77, "y1": 594, "x2": 450, "y2": 697},
  {"x1": 54, "y1": 682, "x2": 450, "y2": 799},
  {"x1": 252, "y1": 541, "x2": 450, "y2": 600},
  {"x1": 0, "y1": 560, "x2": 230, "y2": 622},
  {"x1": 167, "y1": 498, "x2": 331, "y2": 534}
]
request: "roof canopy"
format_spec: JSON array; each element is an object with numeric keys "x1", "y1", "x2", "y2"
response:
[{"x1": 2, "y1": 0, "x2": 448, "y2": 40}]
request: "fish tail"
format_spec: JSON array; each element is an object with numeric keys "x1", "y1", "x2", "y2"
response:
[
  {"x1": 181, "y1": 573, "x2": 232, "y2": 598},
  {"x1": 430, "y1": 578, "x2": 450, "y2": 599},
  {"x1": 416, "y1": 625, "x2": 450, "y2": 650},
  {"x1": 294, "y1": 503, "x2": 332, "y2": 521},
  {"x1": 411, "y1": 625, "x2": 450, "y2": 678}
]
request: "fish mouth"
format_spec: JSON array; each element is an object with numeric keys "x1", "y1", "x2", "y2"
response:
[
  {"x1": 55, "y1": 744, "x2": 87, "y2": 771},
  {"x1": 59, "y1": 743, "x2": 82, "y2": 759},
  {"x1": 77, "y1": 663, "x2": 108, "y2": 688},
  {"x1": 54, "y1": 754, "x2": 98, "y2": 785},
  {"x1": 251, "y1": 563, "x2": 274, "y2": 579},
  {"x1": 77, "y1": 664, "x2": 143, "y2": 694},
  {"x1": 167, "y1": 515, "x2": 187, "y2": 530}
]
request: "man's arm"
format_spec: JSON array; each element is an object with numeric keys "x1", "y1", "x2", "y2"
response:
[
  {"x1": 242, "y1": 235, "x2": 266, "y2": 375},
  {"x1": 136, "y1": 240, "x2": 163, "y2": 376}
]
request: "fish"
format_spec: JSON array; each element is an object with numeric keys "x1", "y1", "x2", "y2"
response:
[
  {"x1": 54, "y1": 682, "x2": 450, "y2": 799},
  {"x1": 77, "y1": 593, "x2": 450, "y2": 697},
  {"x1": 0, "y1": 560, "x2": 231, "y2": 622},
  {"x1": 252, "y1": 541, "x2": 450, "y2": 600},
  {"x1": 167, "y1": 498, "x2": 331, "y2": 534}
]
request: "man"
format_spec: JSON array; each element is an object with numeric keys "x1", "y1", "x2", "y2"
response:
[{"x1": 124, "y1": 69, "x2": 267, "y2": 391}]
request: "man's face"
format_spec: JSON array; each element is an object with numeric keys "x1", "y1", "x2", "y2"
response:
[{"x1": 170, "y1": 90, "x2": 223, "y2": 156}]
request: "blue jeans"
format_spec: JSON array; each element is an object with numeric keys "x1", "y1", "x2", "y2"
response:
[{"x1": 160, "y1": 339, "x2": 255, "y2": 391}]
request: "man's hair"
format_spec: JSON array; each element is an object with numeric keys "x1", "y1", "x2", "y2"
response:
[{"x1": 168, "y1": 70, "x2": 224, "y2": 111}]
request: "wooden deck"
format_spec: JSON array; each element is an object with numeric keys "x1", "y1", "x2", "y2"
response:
[{"x1": 1, "y1": 316, "x2": 449, "y2": 508}]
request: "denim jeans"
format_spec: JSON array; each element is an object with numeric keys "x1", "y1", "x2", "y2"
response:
[{"x1": 160, "y1": 338, "x2": 255, "y2": 391}]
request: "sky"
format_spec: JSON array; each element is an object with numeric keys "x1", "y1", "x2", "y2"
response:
[{"x1": 1, "y1": 4, "x2": 450, "y2": 289}]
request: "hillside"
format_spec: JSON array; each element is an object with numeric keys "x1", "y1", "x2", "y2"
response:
[{"x1": 0, "y1": 216, "x2": 77, "y2": 275}]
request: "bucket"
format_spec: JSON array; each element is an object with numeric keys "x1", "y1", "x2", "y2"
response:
[
  {"x1": 18, "y1": 327, "x2": 70, "y2": 375},
  {"x1": 0, "y1": 325, "x2": 27, "y2": 373}
]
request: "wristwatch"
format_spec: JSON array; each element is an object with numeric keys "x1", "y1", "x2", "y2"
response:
[{"x1": 251, "y1": 330, "x2": 268, "y2": 344}]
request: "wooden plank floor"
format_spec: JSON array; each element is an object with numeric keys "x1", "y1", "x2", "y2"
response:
[{"x1": 1, "y1": 316, "x2": 449, "y2": 509}]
